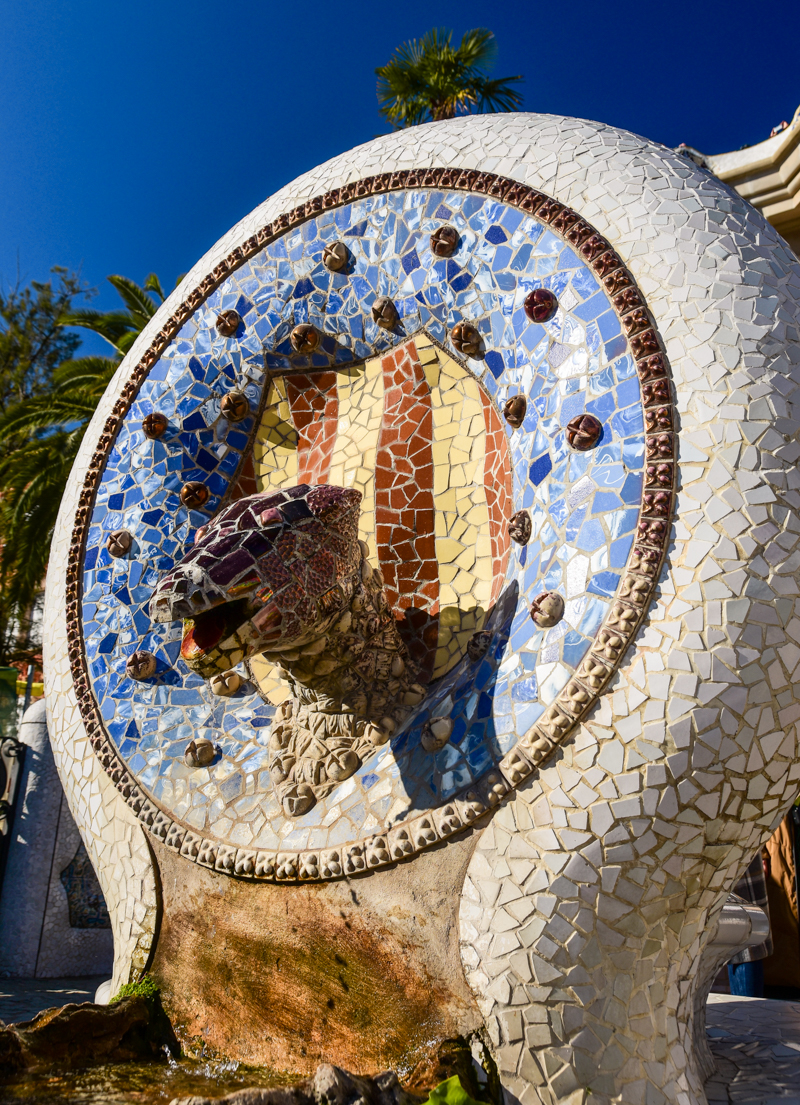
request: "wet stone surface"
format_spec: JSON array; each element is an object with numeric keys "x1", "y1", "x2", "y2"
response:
[
  {"x1": 0, "y1": 1057, "x2": 287, "y2": 1105},
  {"x1": 0, "y1": 980, "x2": 106, "y2": 1027}
]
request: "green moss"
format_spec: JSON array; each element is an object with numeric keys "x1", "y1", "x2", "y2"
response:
[
  {"x1": 425, "y1": 1076, "x2": 486, "y2": 1105},
  {"x1": 109, "y1": 976, "x2": 181, "y2": 1060},
  {"x1": 110, "y1": 975, "x2": 160, "y2": 1006}
]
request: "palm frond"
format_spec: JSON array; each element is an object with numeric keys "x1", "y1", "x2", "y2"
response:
[
  {"x1": 452, "y1": 27, "x2": 497, "y2": 69},
  {"x1": 60, "y1": 308, "x2": 135, "y2": 353},
  {"x1": 115, "y1": 330, "x2": 141, "y2": 356},
  {"x1": 107, "y1": 275, "x2": 158, "y2": 323},
  {"x1": 143, "y1": 273, "x2": 166, "y2": 302},
  {"x1": 52, "y1": 355, "x2": 119, "y2": 395},
  {"x1": 470, "y1": 74, "x2": 523, "y2": 115},
  {"x1": 59, "y1": 272, "x2": 169, "y2": 357},
  {"x1": 0, "y1": 354, "x2": 115, "y2": 443},
  {"x1": 0, "y1": 399, "x2": 95, "y2": 440},
  {"x1": 0, "y1": 270, "x2": 168, "y2": 658},
  {"x1": 0, "y1": 430, "x2": 83, "y2": 614}
]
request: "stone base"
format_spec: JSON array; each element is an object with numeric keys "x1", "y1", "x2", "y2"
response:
[{"x1": 149, "y1": 828, "x2": 485, "y2": 1074}]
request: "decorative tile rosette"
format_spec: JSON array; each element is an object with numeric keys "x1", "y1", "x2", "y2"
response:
[{"x1": 66, "y1": 169, "x2": 677, "y2": 881}]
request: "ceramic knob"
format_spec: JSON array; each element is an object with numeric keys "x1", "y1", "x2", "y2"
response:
[
  {"x1": 106, "y1": 530, "x2": 133, "y2": 558},
  {"x1": 220, "y1": 391, "x2": 250, "y2": 422},
  {"x1": 372, "y1": 296, "x2": 398, "y2": 330},
  {"x1": 530, "y1": 592, "x2": 565, "y2": 628},
  {"x1": 126, "y1": 651, "x2": 157, "y2": 680},
  {"x1": 467, "y1": 631, "x2": 492, "y2": 662},
  {"x1": 185, "y1": 737, "x2": 216, "y2": 767},
  {"x1": 450, "y1": 321, "x2": 483, "y2": 358},
  {"x1": 215, "y1": 310, "x2": 241, "y2": 337},
  {"x1": 180, "y1": 481, "x2": 209, "y2": 509},
  {"x1": 323, "y1": 242, "x2": 349, "y2": 271},
  {"x1": 430, "y1": 225, "x2": 459, "y2": 257},
  {"x1": 508, "y1": 511, "x2": 532, "y2": 545},
  {"x1": 209, "y1": 670, "x2": 242, "y2": 697},
  {"x1": 290, "y1": 323, "x2": 319, "y2": 353},
  {"x1": 566, "y1": 414, "x2": 603, "y2": 450},
  {"x1": 503, "y1": 395, "x2": 527, "y2": 429},
  {"x1": 523, "y1": 288, "x2": 559, "y2": 323},
  {"x1": 142, "y1": 412, "x2": 168, "y2": 440}
]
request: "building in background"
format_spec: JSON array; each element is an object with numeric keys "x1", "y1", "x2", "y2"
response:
[
  {"x1": 682, "y1": 106, "x2": 800, "y2": 257},
  {"x1": 0, "y1": 701, "x2": 112, "y2": 979}
]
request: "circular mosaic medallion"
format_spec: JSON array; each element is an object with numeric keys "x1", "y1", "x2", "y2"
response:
[{"x1": 67, "y1": 170, "x2": 676, "y2": 880}]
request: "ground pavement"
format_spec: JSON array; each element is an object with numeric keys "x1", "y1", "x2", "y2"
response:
[{"x1": 706, "y1": 995, "x2": 800, "y2": 1103}]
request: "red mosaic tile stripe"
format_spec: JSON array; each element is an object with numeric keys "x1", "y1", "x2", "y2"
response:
[
  {"x1": 375, "y1": 339, "x2": 438, "y2": 679},
  {"x1": 286, "y1": 371, "x2": 338, "y2": 485},
  {"x1": 480, "y1": 389, "x2": 513, "y2": 605}
]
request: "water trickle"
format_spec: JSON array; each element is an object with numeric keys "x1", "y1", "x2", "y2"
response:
[{"x1": 0, "y1": 1056, "x2": 288, "y2": 1105}]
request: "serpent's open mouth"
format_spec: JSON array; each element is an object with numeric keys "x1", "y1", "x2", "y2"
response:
[
  {"x1": 179, "y1": 597, "x2": 285, "y2": 673},
  {"x1": 180, "y1": 599, "x2": 253, "y2": 662}
]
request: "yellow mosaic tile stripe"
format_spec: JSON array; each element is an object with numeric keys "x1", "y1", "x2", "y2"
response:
[
  {"x1": 327, "y1": 357, "x2": 384, "y2": 563},
  {"x1": 416, "y1": 335, "x2": 492, "y2": 680},
  {"x1": 251, "y1": 364, "x2": 385, "y2": 703},
  {"x1": 250, "y1": 376, "x2": 298, "y2": 704},
  {"x1": 253, "y1": 376, "x2": 298, "y2": 491}
]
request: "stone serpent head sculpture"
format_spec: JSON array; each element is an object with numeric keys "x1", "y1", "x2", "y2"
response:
[{"x1": 150, "y1": 483, "x2": 425, "y2": 817}]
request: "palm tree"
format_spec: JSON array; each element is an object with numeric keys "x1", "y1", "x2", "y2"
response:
[
  {"x1": 62, "y1": 272, "x2": 169, "y2": 355},
  {"x1": 0, "y1": 273, "x2": 173, "y2": 662},
  {"x1": 376, "y1": 28, "x2": 523, "y2": 130}
]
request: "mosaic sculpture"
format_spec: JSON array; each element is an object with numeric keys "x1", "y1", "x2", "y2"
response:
[{"x1": 44, "y1": 114, "x2": 800, "y2": 1103}]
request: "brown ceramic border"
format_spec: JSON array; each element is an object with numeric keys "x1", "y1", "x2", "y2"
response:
[{"x1": 65, "y1": 167, "x2": 678, "y2": 882}]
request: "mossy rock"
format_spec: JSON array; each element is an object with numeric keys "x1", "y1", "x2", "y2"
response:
[{"x1": 111, "y1": 974, "x2": 161, "y2": 1006}]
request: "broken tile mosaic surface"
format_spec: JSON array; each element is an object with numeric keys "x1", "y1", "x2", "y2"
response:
[
  {"x1": 45, "y1": 110, "x2": 800, "y2": 1105},
  {"x1": 80, "y1": 188, "x2": 643, "y2": 852}
]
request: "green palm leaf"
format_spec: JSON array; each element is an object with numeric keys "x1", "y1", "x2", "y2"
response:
[
  {"x1": 0, "y1": 348, "x2": 119, "y2": 636},
  {"x1": 60, "y1": 308, "x2": 135, "y2": 354},
  {"x1": 115, "y1": 329, "x2": 142, "y2": 355},
  {"x1": 0, "y1": 430, "x2": 83, "y2": 621},
  {"x1": 143, "y1": 273, "x2": 166, "y2": 302},
  {"x1": 0, "y1": 357, "x2": 117, "y2": 437},
  {"x1": 52, "y1": 355, "x2": 118, "y2": 395},
  {"x1": 107, "y1": 274, "x2": 159, "y2": 325},
  {"x1": 61, "y1": 272, "x2": 173, "y2": 355},
  {"x1": 2, "y1": 271, "x2": 170, "y2": 657}
]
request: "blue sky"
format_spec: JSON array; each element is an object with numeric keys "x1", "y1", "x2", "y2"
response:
[{"x1": 2, "y1": 0, "x2": 799, "y2": 341}]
